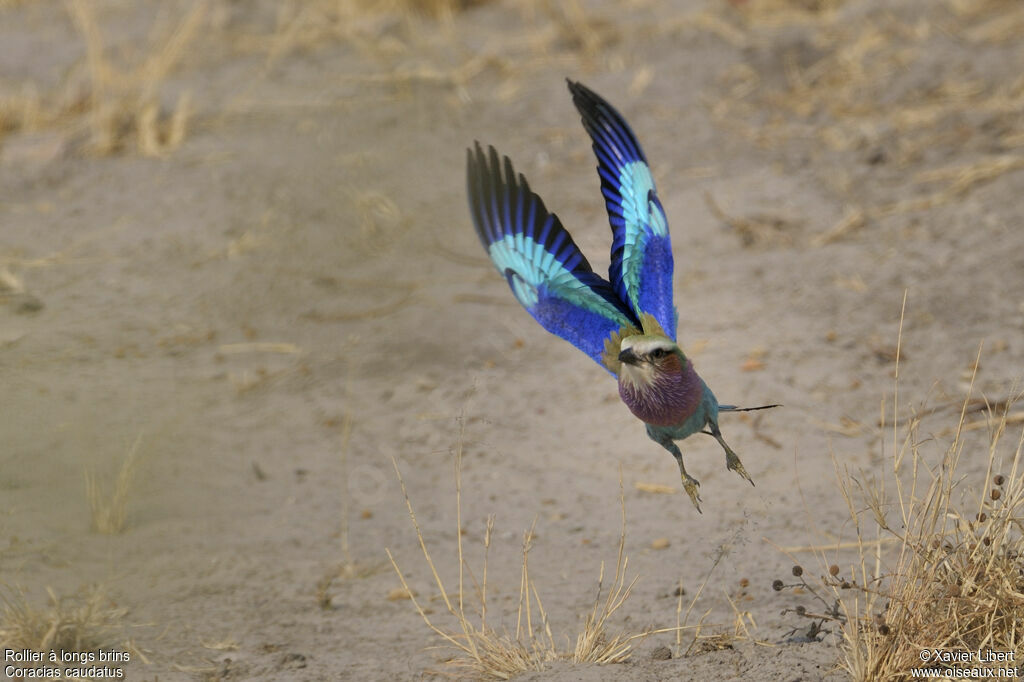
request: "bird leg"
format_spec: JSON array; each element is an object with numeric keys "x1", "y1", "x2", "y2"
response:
[
  {"x1": 654, "y1": 435, "x2": 702, "y2": 513},
  {"x1": 707, "y1": 423, "x2": 754, "y2": 486}
]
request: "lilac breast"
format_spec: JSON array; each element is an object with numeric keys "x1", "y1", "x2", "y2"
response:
[{"x1": 619, "y1": 360, "x2": 704, "y2": 427}]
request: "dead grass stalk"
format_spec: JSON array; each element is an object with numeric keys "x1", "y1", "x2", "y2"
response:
[
  {"x1": 84, "y1": 432, "x2": 143, "y2": 535},
  {"x1": 67, "y1": 0, "x2": 204, "y2": 156},
  {"x1": 783, "y1": 300, "x2": 1024, "y2": 678},
  {"x1": 0, "y1": 584, "x2": 127, "y2": 652},
  {"x1": 386, "y1": 417, "x2": 654, "y2": 679},
  {"x1": 833, "y1": 379, "x2": 1024, "y2": 679},
  {"x1": 0, "y1": 1, "x2": 204, "y2": 154}
]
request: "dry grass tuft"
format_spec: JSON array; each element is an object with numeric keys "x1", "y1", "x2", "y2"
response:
[
  {"x1": 729, "y1": 0, "x2": 851, "y2": 27},
  {"x1": 704, "y1": 1, "x2": 1024, "y2": 241},
  {"x1": 261, "y1": 0, "x2": 494, "y2": 70},
  {"x1": 0, "y1": 1, "x2": 204, "y2": 156},
  {"x1": 85, "y1": 433, "x2": 143, "y2": 535},
  {"x1": 386, "y1": 416, "x2": 656, "y2": 679},
  {"x1": 832, "y1": 382, "x2": 1024, "y2": 680},
  {"x1": 66, "y1": 0, "x2": 204, "y2": 156},
  {"x1": 253, "y1": 0, "x2": 624, "y2": 111},
  {"x1": 779, "y1": 302, "x2": 1024, "y2": 679},
  {"x1": 0, "y1": 584, "x2": 127, "y2": 652}
]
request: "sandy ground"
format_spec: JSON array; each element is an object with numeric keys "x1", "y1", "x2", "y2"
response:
[{"x1": 2, "y1": 0, "x2": 1024, "y2": 680}]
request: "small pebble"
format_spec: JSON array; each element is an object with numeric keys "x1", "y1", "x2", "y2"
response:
[{"x1": 650, "y1": 645, "x2": 672, "y2": 661}]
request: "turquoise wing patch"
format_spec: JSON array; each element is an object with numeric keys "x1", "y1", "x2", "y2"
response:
[
  {"x1": 467, "y1": 143, "x2": 640, "y2": 372},
  {"x1": 568, "y1": 80, "x2": 677, "y2": 340}
]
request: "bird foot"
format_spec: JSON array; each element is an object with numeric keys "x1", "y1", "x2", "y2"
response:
[
  {"x1": 681, "y1": 473, "x2": 702, "y2": 513},
  {"x1": 712, "y1": 430, "x2": 755, "y2": 487},
  {"x1": 725, "y1": 449, "x2": 755, "y2": 487}
]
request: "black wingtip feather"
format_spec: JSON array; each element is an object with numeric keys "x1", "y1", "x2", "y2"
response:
[
  {"x1": 465, "y1": 141, "x2": 611, "y2": 281},
  {"x1": 466, "y1": 143, "x2": 488, "y2": 249},
  {"x1": 465, "y1": 136, "x2": 641, "y2": 329},
  {"x1": 466, "y1": 143, "x2": 578, "y2": 267},
  {"x1": 567, "y1": 79, "x2": 646, "y2": 164}
]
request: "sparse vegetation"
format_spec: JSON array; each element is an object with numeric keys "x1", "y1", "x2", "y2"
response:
[
  {"x1": 674, "y1": 529, "x2": 768, "y2": 658},
  {"x1": 2, "y1": 0, "x2": 1023, "y2": 679},
  {"x1": 386, "y1": 415, "x2": 663, "y2": 679},
  {"x1": 832, "y1": 387, "x2": 1024, "y2": 680},
  {"x1": 67, "y1": 0, "x2": 202, "y2": 156},
  {"x1": 0, "y1": 584, "x2": 126, "y2": 652},
  {"x1": 705, "y1": 0, "x2": 1024, "y2": 245},
  {"x1": 0, "y1": 0, "x2": 202, "y2": 156},
  {"x1": 774, "y1": 313, "x2": 1024, "y2": 679},
  {"x1": 85, "y1": 433, "x2": 143, "y2": 535}
]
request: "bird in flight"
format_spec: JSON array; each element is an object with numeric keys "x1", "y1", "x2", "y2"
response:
[{"x1": 466, "y1": 80, "x2": 776, "y2": 512}]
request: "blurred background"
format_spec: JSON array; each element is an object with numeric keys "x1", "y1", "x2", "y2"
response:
[{"x1": 2, "y1": 1, "x2": 1023, "y2": 679}]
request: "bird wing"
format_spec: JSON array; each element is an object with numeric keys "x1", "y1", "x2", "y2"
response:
[
  {"x1": 467, "y1": 142, "x2": 640, "y2": 375},
  {"x1": 568, "y1": 80, "x2": 678, "y2": 340}
]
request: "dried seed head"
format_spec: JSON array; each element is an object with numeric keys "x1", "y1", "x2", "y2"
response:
[
  {"x1": 739, "y1": 578, "x2": 750, "y2": 588},
  {"x1": 983, "y1": 537, "x2": 991, "y2": 546},
  {"x1": 772, "y1": 579, "x2": 785, "y2": 592},
  {"x1": 792, "y1": 565, "x2": 803, "y2": 577},
  {"x1": 878, "y1": 624, "x2": 890, "y2": 636},
  {"x1": 977, "y1": 512, "x2": 987, "y2": 522},
  {"x1": 994, "y1": 474, "x2": 1005, "y2": 486},
  {"x1": 841, "y1": 581, "x2": 851, "y2": 589},
  {"x1": 991, "y1": 489, "x2": 1002, "y2": 501},
  {"x1": 796, "y1": 605, "x2": 806, "y2": 615},
  {"x1": 829, "y1": 564, "x2": 840, "y2": 576},
  {"x1": 931, "y1": 539, "x2": 941, "y2": 550}
]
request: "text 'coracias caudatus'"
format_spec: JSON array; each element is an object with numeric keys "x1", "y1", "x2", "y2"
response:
[{"x1": 466, "y1": 80, "x2": 777, "y2": 512}]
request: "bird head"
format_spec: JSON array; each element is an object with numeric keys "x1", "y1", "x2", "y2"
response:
[{"x1": 616, "y1": 333, "x2": 686, "y2": 390}]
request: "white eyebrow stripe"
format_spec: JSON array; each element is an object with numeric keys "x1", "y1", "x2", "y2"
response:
[{"x1": 619, "y1": 337, "x2": 675, "y2": 355}]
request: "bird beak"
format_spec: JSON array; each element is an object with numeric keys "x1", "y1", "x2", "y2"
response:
[{"x1": 618, "y1": 347, "x2": 640, "y2": 365}]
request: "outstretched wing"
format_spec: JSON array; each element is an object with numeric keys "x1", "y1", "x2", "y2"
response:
[
  {"x1": 567, "y1": 80, "x2": 677, "y2": 340},
  {"x1": 467, "y1": 142, "x2": 640, "y2": 374}
]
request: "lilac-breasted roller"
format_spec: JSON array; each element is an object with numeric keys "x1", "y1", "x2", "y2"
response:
[{"x1": 466, "y1": 80, "x2": 776, "y2": 512}]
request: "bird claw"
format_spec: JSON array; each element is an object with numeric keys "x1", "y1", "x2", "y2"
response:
[
  {"x1": 681, "y1": 474, "x2": 703, "y2": 513},
  {"x1": 725, "y1": 449, "x2": 754, "y2": 486},
  {"x1": 714, "y1": 431, "x2": 755, "y2": 487}
]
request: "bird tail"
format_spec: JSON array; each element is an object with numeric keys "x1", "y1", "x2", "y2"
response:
[{"x1": 719, "y1": 404, "x2": 782, "y2": 412}]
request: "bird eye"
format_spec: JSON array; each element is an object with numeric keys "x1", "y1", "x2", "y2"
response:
[{"x1": 652, "y1": 348, "x2": 667, "y2": 359}]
